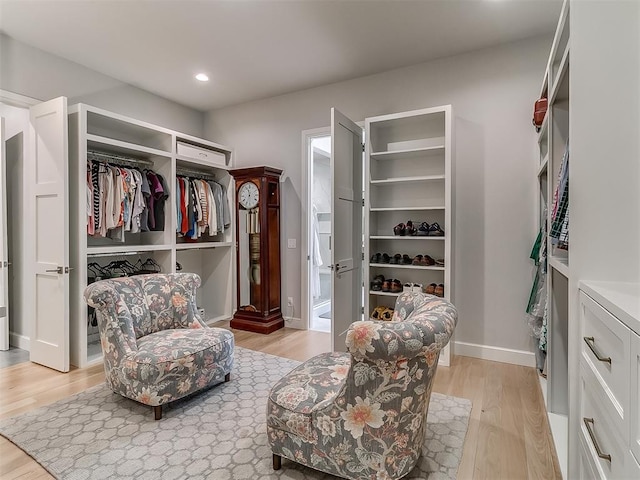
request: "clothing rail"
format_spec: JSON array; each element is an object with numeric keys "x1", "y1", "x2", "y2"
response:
[
  {"x1": 87, "y1": 150, "x2": 155, "y2": 168},
  {"x1": 176, "y1": 168, "x2": 217, "y2": 181}
]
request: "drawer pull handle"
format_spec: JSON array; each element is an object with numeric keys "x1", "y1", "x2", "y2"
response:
[
  {"x1": 583, "y1": 336, "x2": 611, "y2": 364},
  {"x1": 583, "y1": 418, "x2": 612, "y2": 462}
]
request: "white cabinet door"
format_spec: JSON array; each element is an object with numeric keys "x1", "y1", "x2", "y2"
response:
[
  {"x1": 29, "y1": 97, "x2": 69, "y2": 372},
  {"x1": 0, "y1": 117, "x2": 8, "y2": 351},
  {"x1": 330, "y1": 108, "x2": 363, "y2": 352}
]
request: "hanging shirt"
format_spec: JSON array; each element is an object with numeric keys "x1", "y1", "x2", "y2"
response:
[
  {"x1": 130, "y1": 169, "x2": 145, "y2": 234},
  {"x1": 209, "y1": 181, "x2": 224, "y2": 234},
  {"x1": 175, "y1": 178, "x2": 182, "y2": 233},
  {"x1": 153, "y1": 173, "x2": 169, "y2": 231}
]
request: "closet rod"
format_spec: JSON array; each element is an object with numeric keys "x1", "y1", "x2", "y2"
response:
[
  {"x1": 177, "y1": 168, "x2": 217, "y2": 181},
  {"x1": 87, "y1": 150, "x2": 154, "y2": 168},
  {"x1": 87, "y1": 251, "x2": 144, "y2": 258}
]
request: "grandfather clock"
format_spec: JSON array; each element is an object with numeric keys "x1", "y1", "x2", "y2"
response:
[{"x1": 230, "y1": 166, "x2": 284, "y2": 334}]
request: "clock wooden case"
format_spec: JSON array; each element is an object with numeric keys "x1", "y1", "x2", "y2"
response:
[{"x1": 229, "y1": 166, "x2": 284, "y2": 334}]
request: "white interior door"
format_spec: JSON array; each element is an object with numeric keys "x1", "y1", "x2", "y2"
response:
[
  {"x1": 29, "y1": 97, "x2": 69, "y2": 372},
  {"x1": 0, "y1": 117, "x2": 8, "y2": 351},
  {"x1": 330, "y1": 108, "x2": 363, "y2": 352}
]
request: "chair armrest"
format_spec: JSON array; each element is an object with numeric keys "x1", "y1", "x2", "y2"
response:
[
  {"x1": 346, "y1": 299, "x2": 457, "y2": 362},
  {"x1": 166, "y1": 273, "x2": 207, "y2": 329},
  {"x1": 84, "y1": 282, "x2": 138, "y2": 356}
]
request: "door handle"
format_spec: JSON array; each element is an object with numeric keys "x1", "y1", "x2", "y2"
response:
[
  {"x1": 583, "y1": 336, "x2": 611, "y2": 365},
  {"x1": 583, "y1": 418, "x2": 612, "y2": 462},
  {"x1": 46, "y1": 266, "x2": 64, "y2": 274}
]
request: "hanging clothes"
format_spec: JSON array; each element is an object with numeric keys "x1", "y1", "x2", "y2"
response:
[
  {"x1": 175, "y1": 175, "x2": 230, "y2": 239},
  {"x1": 86, "y1": 157, "x2": 167, "y2": 241},
  {"x1": 550, "y1": 141, "x2": 569, "y2": 250},
  {"x1": 526, "y1": 212, "x2": 548, "y2": 373}
]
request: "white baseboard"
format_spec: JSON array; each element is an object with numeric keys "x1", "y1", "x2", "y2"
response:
[
  {"x1": 454, "y1": 341, "x2": 535, "y2": 367},
  {"x1": 284, "y1": 317, "x2": 305, "y2": 330},
  {"x1": 9, "y1": 332, "x2": 30, "y2": 351}
]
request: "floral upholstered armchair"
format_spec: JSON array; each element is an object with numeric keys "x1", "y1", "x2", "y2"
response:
[
  {"x1": 84, "y1": 273, "x2": 234, "y2": 420},
  {"x1": 267, "y1": 292, "x2": 457, "y2": 480}
]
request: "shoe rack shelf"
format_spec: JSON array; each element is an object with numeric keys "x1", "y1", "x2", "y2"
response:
[
  {"x1": 364, "y1": 105, "x2": 453, "y2": 366},
  {"x1": 370, "y1": 264, "x2": 445, "y2": 271},
  {"x1": 370, "y1": 207, "x2": 445, "y2": 212}
]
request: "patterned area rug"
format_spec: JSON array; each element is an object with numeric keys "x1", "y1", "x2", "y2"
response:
[{"x1": 0, "y1": 347, "x2": 471, "y2": 480}]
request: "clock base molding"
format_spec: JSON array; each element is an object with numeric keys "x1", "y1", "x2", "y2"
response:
[{"x1": 230, "y1": 311, "x2": 285, "y2": 334}]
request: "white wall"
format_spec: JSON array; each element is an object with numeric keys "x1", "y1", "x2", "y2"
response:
[
  {"x1": 205, "y1": 36, "x2": 551, "y2": 357},
  {"x1": 0, "y1": 33, "x2": 204, "y2": 136}
]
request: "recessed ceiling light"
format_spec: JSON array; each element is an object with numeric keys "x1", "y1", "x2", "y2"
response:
[{"x1": 195, "y1": 73, "x2": 209, "y2": 82}]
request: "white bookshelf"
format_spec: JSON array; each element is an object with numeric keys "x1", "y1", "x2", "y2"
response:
[{"x1": 364, "y1": 105, "x2": 453, "y2": 366}]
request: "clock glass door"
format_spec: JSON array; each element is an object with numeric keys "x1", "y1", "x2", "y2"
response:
[{"x1": 238, "y1": 206, "x2": 262, "y2": 313}]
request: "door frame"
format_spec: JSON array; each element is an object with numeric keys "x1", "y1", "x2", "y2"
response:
[
  {"x1": 301, "y1": 121, "x2": 365, "y2": 334},
  {"x1": 301, "y1": 127, "x2": 331, "y2": 331}
]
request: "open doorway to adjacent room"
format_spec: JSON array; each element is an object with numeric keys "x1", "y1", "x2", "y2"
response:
[{"x1": 305, "y1": 133, "x2": 332, "y2": 332}]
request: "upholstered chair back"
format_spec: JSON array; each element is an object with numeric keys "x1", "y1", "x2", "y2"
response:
[{"x1": 85, "y1": 273, "x2": 205, "y2": 344}]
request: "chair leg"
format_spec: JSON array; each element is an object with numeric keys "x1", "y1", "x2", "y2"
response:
[
  {"x1": 273, "y1": 453, "x2": 281, "y2": 470},
  {"x1": 225, "y1": 373, "x2": 231, "y2": 382},
  {"x1": 153, "y1": 405, "x2": 162, "y2": 420}
]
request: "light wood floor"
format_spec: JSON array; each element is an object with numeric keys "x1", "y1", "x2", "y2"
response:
[{"x1": 0, "y1": 323, "x2": 561, "y2": 479}]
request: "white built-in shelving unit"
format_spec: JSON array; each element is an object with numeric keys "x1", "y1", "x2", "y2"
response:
[
  {"x1": 536, "y1": 1, "x2": 570, "y2": 477},
  {"x1": 68, "y1": 104, "x2": 235, "y2": 367},
  {"x1": 364, "y1": 105, "x2": 453, "y2": 366}
]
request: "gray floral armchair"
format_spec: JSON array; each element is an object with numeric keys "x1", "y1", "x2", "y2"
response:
[
  {"x1": 267, "y1": 292, "x2": 457, "y2": 479},
  {"x1": 84, "y1": 273, "x2": 234, "y2": 420}
]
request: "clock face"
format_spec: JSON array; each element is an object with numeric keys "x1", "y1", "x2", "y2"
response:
[{"x1": 238, "y1": 181, "x2": 259, "y2": 209}]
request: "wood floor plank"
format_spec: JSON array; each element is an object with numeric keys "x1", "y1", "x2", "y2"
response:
[{"x1": 0, "y1": 325, "x2": 561, "y2": 479}]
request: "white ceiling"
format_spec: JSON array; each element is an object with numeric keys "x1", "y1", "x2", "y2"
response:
[{"x1": 0, "y1": 0, "x2": 562, "y2": 112}]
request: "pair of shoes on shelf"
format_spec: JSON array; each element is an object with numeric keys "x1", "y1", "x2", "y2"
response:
[
  {"x1": 382, "y1": 278, "x2": 402, "y2": 293},
  {"x1": 425, "y1": 283, "x2": 445, "y2": 297},
  {"x1": 403, "y1": 282, "x2": 423, "y2": 293},
  {"x1": 371, "y1": 253, "x2": 397, "y2": 264},
  {"x1": 411, "y1": 254, "x2": 435, "y2": 266},
  {"x1": 393, "y1": 221, "x2": 418, "y2": 236},
  {"x1": 388, "y1": 253, "x2": 411, "y2": 265},
  {"x1": 417, "y1": 222, "x2": 445, "y2": 236},
  {"x1": 371, "y1": 306, "x2": 394, "y2": 321},
  {"x1": 371, "y1": 274, "x2": 385, "y2": 291}
]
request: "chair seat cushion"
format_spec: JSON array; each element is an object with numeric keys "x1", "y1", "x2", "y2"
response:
[
  {"x1": 122, "y1": 327, "x2": 234, "y2": 390},
  {"x1": 267, "y1": 352, "x2": 350, "y2": 439}
]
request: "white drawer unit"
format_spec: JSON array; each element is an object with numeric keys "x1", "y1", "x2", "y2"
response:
[
  {"x1": 579, "y1": 365, "x2": 629, "y2": 479},
  {"x1": 177, "y1": 140, "x2": 228, "y2": 166},
  {"x1": 578, "y1": 282, "x2": 640, "y2": 480},
  {"x1": 631, "y1": 330, "x2": 640, "y2": 465},
  {"x1": 580, "y1": 431, "x2": 602, "y2": 480},
  {"x1": 580, "y1": 291, "x2": 630, "y2": 434}
]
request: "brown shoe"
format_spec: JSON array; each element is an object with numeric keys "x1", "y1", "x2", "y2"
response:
[
  {"x1": 434, "y1": 284, "x2": 445, "y2": 297},
  {"x1": 390, "y1": 279, "x2": 403, "y2": 294},
  {"x1": 425, "y1": 283, "x2": 437, "y2": 295},
  {"x1": 421, "y1": 255, "x2": 435, "y2": 266}
]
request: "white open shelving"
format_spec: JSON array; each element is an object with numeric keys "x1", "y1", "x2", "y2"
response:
[
  {"x1": 535, "y1": 1, "x2": 570, "y2": 478},
  {"x1": 68, "y1": 103, "x2": 235, "y2": 367},
  {"x1": 364, "y1": 105, "x2": 453, "y2": 366}
]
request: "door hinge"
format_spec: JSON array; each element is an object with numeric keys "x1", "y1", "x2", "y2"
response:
[
  {"x1": 362, "y1": 199, "x2": 365, "y2": 207},
  {"x1": 362, "y1": 143, "x2": 365, "y2": 152},
  {"x1": 362, "y1": 252, "x2": 365, "y2": 261},
  {"x1": 361, "y1": 306, "x2": 365, "y2": 314}
]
